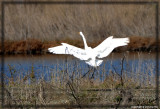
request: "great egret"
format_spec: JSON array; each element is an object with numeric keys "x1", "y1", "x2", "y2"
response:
[{"x1": 48, "y1": 32, "x2": 129, "y2": 67}]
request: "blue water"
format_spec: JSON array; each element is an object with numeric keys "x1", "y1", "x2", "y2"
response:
[{"x1": 2, "y1": 52, "x2": 159, "y2": 83}]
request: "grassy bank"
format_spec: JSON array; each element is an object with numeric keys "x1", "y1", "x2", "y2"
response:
[
  {"x1": 0, "y1": 36, "x2": 159, "y2": 54},
  {"x1": 1, "y1": 3, "x2": 158, "y2": 54}
]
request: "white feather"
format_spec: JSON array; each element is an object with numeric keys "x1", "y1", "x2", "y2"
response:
[
  {"x1": 94, "y1": 36, "x2": 129, "y2": 58},
  {"x1": 48, "y1": 43, "x2": 88, "y2": 60},
  {"x1": 48, "y1": 32, "x2": 129, "y2": 67}
]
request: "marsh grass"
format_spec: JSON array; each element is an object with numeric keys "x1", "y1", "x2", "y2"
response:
[
  {"x1": 4, "y1": 3, "x2": 156, "y2": 41},
  {"x1": 2, "y1": 53, "x2": 157, "y2": 108},
  {"x1": 0, "y1": 2, "x2": 159, "y2": 54}
]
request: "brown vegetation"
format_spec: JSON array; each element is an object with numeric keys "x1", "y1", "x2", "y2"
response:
[
  {"x1": 128, "y1": 36, "x2": 158, "y2": 51},
  {"x1": 0, "y1": 2, "x2": 158, "y2": 55},
  {"x1": 0, "y1": 36, "x2": 159, "y2": 54},
  {"x1": 2, "y1": 3, "x2": 156, "y2": 41},
  {"x1": 1, "y1": 39, "x2": 44, "y2": 54},
  {"x1": 0, "y1": 3, "x2": 159, "y2": 55}
]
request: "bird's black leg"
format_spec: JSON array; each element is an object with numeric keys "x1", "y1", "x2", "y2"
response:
[
  {"x1": 90, "y1": 67, "x2": 96, "y2": 79},
  {"x1": 90, "y1": 67, "x2": 99, "y2": 79},
  {"x1": 82, "y1": 66, "x2": 99, "y2": 80},
  {"x1": 82, "y1": 65, "x2": 91, "y2": 78}
]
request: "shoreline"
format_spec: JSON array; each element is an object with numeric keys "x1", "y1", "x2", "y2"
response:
[{"x1": 0, "y1": 36, "x2": 159, "y2": 55}]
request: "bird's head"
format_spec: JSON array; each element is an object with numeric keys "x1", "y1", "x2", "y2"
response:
[{"x1": 79, "y1": 31, "x2": 83, "y2": 36}]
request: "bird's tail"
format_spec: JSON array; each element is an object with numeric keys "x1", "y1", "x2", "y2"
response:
[{"x1": 96, "y1": 59, "x2": 103, "y2": 66}]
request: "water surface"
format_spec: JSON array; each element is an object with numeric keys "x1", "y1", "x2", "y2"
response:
[{"x1": 2, "y1": 52, "x2": 159, "y2": 83}]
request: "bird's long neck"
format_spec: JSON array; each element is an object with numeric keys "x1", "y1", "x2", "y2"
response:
[{"x1": 80, "y1": 32, "x2": 88, "y2": 49}]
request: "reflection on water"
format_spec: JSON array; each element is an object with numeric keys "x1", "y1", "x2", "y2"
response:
[{"x1": 2, "y1": 52, "x2": 159, "y2": 83}]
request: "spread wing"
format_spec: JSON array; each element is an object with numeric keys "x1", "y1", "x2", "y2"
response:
[
  {"x1": 94, "y1": 36, "x2": 129, "y2": 58},
  {"x1": 48, "y1": 43, "x2": 88, "y2": 60}
]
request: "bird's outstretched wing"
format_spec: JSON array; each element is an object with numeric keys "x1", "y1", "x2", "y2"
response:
[
  {"x1": 94, "y1": 36, "x2": 129, "y2": 58},
  {"x1": 48, "y1": 43, "x2": 88, "y2": 60}
]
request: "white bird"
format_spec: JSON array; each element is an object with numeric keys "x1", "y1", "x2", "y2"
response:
[{"x1": 48, "y1": 32, "x2": 129, "y2": 67}]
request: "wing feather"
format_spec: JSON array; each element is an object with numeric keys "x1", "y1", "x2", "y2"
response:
[
  {"x1": 48, "y1": 43, "x2": 88, "y2": 60},
  {"x1": 94, "y1": 36, "x2": 129, "y2": 58}
]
